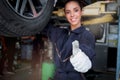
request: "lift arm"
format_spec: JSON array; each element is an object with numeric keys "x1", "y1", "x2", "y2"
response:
[{"x1": 82, "y1": 1, "x2": 117, "y2": 16}]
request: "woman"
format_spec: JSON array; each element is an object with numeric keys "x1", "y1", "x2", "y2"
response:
[{"x1": 43, "y1": 0, "x2": 95, "y2": 80}]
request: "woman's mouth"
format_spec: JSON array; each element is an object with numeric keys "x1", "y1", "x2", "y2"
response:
[{"x1": 71, "y1": 18, "x2": 77, "y2": 22}]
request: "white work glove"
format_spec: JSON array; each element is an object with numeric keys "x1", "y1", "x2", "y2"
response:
[{"x1": 70, "y1": 40, "x2": 92, "y2": 73}]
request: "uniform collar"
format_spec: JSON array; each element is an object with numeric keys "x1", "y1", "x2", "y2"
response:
[{"x1": 70, "y1": 26, "x2": 85, "y2": 34}]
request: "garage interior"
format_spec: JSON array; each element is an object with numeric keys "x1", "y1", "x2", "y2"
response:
[{"x1": 0, "y1": 0, "x2": 120, "y2": 80}]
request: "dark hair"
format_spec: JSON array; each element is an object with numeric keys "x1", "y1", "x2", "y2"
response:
[{"x1": 64, "y1": 0, "x2": 88, "y2": 9}]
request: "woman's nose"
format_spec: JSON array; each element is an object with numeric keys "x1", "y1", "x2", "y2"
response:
[{"x1": 70, "y1": 12, "x2": 74, "y2": 17}]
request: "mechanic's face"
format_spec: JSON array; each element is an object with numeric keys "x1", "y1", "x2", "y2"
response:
[{"x1": 64, "y1": 1, "x2": 82, "y2": 30}]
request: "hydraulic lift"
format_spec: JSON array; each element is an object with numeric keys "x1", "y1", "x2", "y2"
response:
[{"x1": 83, "y1": 1, "x2": 120, "y2": 80}]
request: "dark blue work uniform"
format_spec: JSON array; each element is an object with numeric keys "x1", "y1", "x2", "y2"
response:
[{"x1": 43, "y1": 25, "x2": 95, "y2": 80}]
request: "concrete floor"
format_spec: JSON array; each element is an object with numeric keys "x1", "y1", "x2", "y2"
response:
[
  {"x1": 0, "y1": 62, "x2": 41, "y2": 80},
  {"x1": 0, "y1": 62, "x2": 116, "y2": 80}
]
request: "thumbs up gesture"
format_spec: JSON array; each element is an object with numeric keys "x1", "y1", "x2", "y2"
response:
[{"x1": 70, "y1": 40, "x2": 92, "y2": 73}]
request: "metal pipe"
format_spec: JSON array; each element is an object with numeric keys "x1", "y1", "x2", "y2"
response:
[{"x1": 116, "y1": 6, "x2": 120, "y2": 80}]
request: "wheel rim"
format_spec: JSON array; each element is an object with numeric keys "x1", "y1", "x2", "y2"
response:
[{"x1": 6, "y1": 0, "x2": 48, "y2": 19}]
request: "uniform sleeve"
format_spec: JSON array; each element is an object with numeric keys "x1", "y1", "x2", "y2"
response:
[
  {"x1": 79, "y1": 31, "x2": 95, "y2": 60},
  {"x1": 41, "y1": 24, "x2": 60, "y2": 42}
]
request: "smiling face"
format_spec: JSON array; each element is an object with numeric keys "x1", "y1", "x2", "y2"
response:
[{"x1": 64, "y1": 1, "x2": 82, "y2": 30}]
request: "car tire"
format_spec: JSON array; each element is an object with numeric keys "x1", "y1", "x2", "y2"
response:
[{"x1": 0, "y1": 0, "x2": 54, "y2": 37}]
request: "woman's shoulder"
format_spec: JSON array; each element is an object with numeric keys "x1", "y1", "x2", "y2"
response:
[{"x1": 82, "y1": 27, "x2": 95, "y2": 39}]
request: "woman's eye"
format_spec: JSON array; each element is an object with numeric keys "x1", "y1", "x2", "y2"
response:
[
  {"x1": 65, "y1": 11, "x2": 70, "y2": 14},
  {"x1": 75, "y1": 9, "x2": 79, "y2": 12}
]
